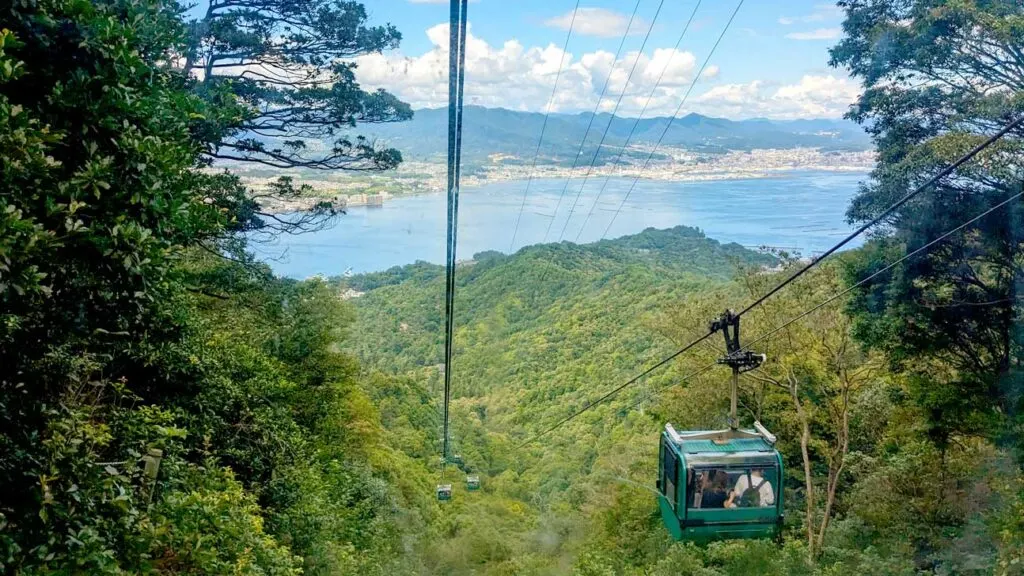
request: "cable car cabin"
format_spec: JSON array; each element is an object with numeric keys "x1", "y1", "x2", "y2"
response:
[
  {"x1": 436, "y1": 484, "x2": 452, "y2": 501},
  {"x1": 657, "y1": 423, "x2": 783, "y2": 542},
  {"x1": 466, "y1": 475, "x2": 480, "y2": 490}
]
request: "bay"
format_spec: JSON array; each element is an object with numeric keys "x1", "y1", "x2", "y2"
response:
[{"x1": 253, "y1": 170, "x2": 867, "y2": 278}]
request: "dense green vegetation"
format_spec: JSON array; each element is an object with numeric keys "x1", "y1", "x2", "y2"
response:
[
  {"x1": 2, "y1": 0, "x2": 1023, "y2": 575},
  {"x1": 831, "y1": 0, "x2": 1024, "y2": 457},
  {"x1": 338, "y1": 230, "x2": 1024, "y2": 575},
  {"x1": 0, "y1": 1, "x2": 417, "y2": 573}
]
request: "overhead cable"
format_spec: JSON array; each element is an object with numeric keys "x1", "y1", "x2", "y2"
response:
[
  {"x1": 573, "y1": 0, "x2": 703, "y2": 243},
  {"x1": 516, "y1": 113, "x2": 1023, "y2": 446},
  {"x1": 556, "y1": 0, "x2": 667, "y2": 241},
  {"x1": 543, "y1": 0, "x2": 645, "y2": 242},
  {"x1": 442, "y1": 0, "x2": 469, "y2": 471},
  {"x1": 601, "y1": 0, "x2": 744, "y2": 240},
  {"x1": 508, "y1": 0, "x2": 582, "y2": 253}
]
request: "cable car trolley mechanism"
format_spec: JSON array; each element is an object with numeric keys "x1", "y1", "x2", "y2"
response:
[{"x1": 657, "y1": 310, "x2": 784, "y2": 542}]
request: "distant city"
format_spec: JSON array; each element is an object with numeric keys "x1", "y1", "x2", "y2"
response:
[{"x1": 227, "y1": 107, "x2": 876, "y2": 213}]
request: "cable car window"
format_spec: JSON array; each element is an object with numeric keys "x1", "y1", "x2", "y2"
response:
[
  {"x1": 690, "y1": 466, "x2": 777, "y2": 509},
  {"x1": 662, "y1": 442, "x2": 678, "y2": 509}
]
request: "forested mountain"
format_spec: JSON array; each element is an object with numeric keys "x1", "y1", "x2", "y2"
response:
[
  {"x1": 360, "y1": 107, "x2": 872, "y2": 164},
  {"x1": 3, "y1": 0, "x2": 1024, "y2": 575},
  {"x1": 329, "y1": 225, "x2": 1023, "y2": 574}
]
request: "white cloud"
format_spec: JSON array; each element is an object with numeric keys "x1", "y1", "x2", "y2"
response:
[
  {"x1": 785, "y1": 28, "x2": 842, "y2": 40},
  {"x1": 353, "y1": 24, "x2": 857, "y2": 120},
  {"x1": 777, "y1": 17, "x2": 795, "y2": 25},
  {"x1": 694, "y1": 75, "x2": 860, "y2": 119},
  {"x1": 544, "y1": 7, "x2": 647, "y2": 38},
  {"x1": 354, "y1": 22, "x2": 701, "y2": 116}
]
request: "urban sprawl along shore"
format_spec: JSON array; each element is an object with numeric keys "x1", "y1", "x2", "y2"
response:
[{"x1": 230, "y1": 147, "x2": 875, "y2": 213}]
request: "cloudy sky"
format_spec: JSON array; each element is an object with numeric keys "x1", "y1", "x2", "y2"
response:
[{"x1": 355, "y1": 0, "x2": 860, "y2": 120}]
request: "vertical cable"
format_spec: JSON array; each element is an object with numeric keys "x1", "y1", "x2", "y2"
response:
[{"x1": 442, "y1": 0, "x2": 468, "y2": 470}]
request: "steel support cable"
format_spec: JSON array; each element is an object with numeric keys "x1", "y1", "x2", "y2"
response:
[
  {"x1": 508, "y1": 0, "x2": 582, "y2": 253},
  {"x1": 515, "y1": 330, "x2": 715, "y2": 448},
  {"x1": 732, "y1": 115, "x2": 1024, "y2": 319},
  {"x1": 516, "y1": 115, "x2": 1023, "y2": 447},
  {"x1": 619, "y1": 187, "x2": 1024, "y2": 415},
  {"x1": 524, "y1": 187, "x2": 1024, "y2": 446},
  {"x1": 543, "y1": 0, "x2": 644, "y2": 243},
  {"x1": 601, "y1": 0, "x2": 745, "y2": 241},
  {"x1": 573, "y1": 0, "x2": 703, "y2": 243},
  {"x1": 442, "y1": 0, "x2": 469, "y2": 475},
  {"x1": 739, "y1": 188, "x2": 1024, "y2": 358},
  {"x1": 556, "y1": 0, "x2": 667, "y2": 242}
]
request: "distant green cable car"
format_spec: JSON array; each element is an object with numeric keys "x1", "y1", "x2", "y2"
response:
[
  {"x1": 436, "y1": 484, "x2": 452, "y2": 501},
  {"x1": 466, "y1": 475, "x2": 480, "y2": 490},
  {"x1": 657, "y1": 311, "x2": 783, "y2": 542}
]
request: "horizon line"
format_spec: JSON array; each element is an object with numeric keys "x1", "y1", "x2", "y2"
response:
[{"x1": 407, "y1": 104, "x2": 852, "y2": 123}]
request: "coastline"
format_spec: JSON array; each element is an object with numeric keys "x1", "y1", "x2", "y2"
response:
[{"x1": 250, "y1": 161, "x2": 873, "y2": 214}]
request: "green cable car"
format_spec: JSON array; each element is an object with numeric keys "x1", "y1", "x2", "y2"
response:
[
  {"x1": 466, "y1": 475, "x2": 480, "y2": 490},
  {"x1": 436, "y1": 483, "x2": 452, "y2": 501},
  {"x1": 657, "y1": 423, "x2": 783, "y2": 541},
  {"x1": 657, "y1": 311, "x2": 784, "y2": 542}
]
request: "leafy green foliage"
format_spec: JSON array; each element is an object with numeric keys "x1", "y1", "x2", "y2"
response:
[
  {"x1": 829, "y1": 0, "x2": 1024, "y2": 447},
  {"x1": 343, "y1": 228, "x2": 1024, "y2": 575},
  {"x1": 0, "y1": 1, "x2": 411, "y2": 573},
  {"x1": 185, "y1": 0, "x2": 413, "y2": 171}
]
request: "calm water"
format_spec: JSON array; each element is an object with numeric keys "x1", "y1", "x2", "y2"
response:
[{"x1": 254, "y1": 171, "x2": 867, "y2": 278}]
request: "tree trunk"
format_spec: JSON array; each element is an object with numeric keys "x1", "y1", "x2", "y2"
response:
[
  {"x1": 790, "y1": 375, "x2": 815, "y2": 560},
  {"x1": 817, "y1": 386, "x2": 849, "y2": 548}
]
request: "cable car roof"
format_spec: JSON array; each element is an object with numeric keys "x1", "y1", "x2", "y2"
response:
[
  {"x1": 675, "y1": 436, "x2": 774, "y2": 454},
  {"x1": 663, "y1": 423, "x2": 779, "y2": 462}
]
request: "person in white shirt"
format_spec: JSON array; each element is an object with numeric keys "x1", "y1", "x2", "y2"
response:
[{"x1": 725, "y1": 468, "x2": 775, "y2": 508}]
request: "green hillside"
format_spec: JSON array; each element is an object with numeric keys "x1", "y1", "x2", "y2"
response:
[
  {"x1": 335, "y1": 226, "x2": 1023, "y2": 575},
  {"x1": 4, "y1": 1, "x2": 1024, "y2": 575}
]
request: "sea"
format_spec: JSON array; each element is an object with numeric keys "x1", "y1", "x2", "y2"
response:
[{"x1": 253, "y1": 171, "x2": 868, "y2": 278}]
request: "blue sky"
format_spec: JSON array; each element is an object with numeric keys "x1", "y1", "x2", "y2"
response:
[
  {"x1": 185, "y1": 1, "x2": 860, "y2": 119},
  {"x1": 350, "y1": 0, "x2": 859, "y2": 119}
]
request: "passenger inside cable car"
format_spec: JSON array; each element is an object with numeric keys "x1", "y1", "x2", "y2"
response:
[
  {"x1": 726, "y1": 468, "x2": 774, "y2": 508},
  {"x1": 696, "y1": 469, "x2": 730, "y2": 509}
]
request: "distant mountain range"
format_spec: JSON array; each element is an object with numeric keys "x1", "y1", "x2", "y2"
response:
[{"x1": 360, "y1": 106, "x2": 872, "y2": 166}]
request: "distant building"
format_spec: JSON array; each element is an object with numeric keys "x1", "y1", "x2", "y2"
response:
[{"x1": 365, "y1": 194, "x2": 383, "y2": 207}]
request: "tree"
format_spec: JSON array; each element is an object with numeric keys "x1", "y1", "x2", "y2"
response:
[
  {"x1": 736, "y1": 263, "x2": 881, "y2": 560},
  {"x1": 0, "y1": 2, "x2": 406, "y2": 572},
  {"x1": 0, "y1": 0, "x2": 266, "y2": 571},
  {"x1": 183, "y1": 0, "x2": 413, "y2": 171},
  {"x1": 829, "y1": 0, "x2": 1024, "y2": 447}
]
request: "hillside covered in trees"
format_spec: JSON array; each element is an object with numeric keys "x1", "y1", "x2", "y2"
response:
[
  {"x1": 2, "y1": 0, "x2": 1024, "y2": 575},
  {"x1": 334, "y1": 226, "x2": 1024, "y2": 575}
]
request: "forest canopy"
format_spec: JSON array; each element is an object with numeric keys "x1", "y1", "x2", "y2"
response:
[{"x1": 1, "y1": 0, "x2": 1023, "y2": 575}]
